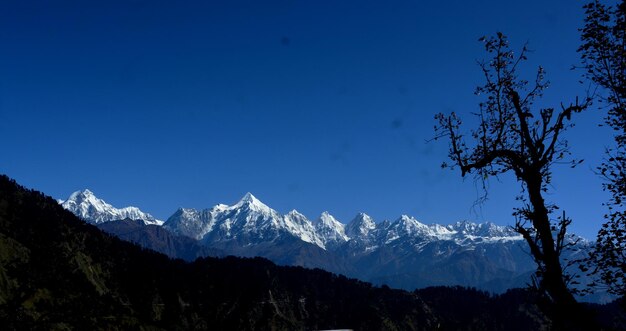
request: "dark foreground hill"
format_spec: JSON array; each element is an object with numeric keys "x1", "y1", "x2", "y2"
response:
[{"x1": 0, "y1": 175, "x2": 623, "y2": 330}]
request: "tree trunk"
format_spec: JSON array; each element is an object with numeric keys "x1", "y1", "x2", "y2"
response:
[
  {"x1": 525, "y1": 172, "x2": 587, "y2": 330},
  {"x1": 526, "y1": 173, "x2": 576, "y2": 304}
]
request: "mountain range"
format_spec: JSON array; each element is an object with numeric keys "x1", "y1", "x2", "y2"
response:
[
  {"x1": 14, "y1": 174, "x2": 619, "y2": 329},
  {"x1": 60, "y1": 189, "x2": 598, "y2": 298}
]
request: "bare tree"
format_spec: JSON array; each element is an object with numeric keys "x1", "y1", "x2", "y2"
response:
[{"x1": 434, "y1": 33, "x2": 590, "y2": 312}]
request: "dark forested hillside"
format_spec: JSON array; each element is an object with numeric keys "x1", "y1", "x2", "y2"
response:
[{"x1": 0, "y1": 175, "x2": 622, "y2": 330}]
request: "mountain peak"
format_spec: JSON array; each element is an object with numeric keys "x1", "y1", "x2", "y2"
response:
[
  {"x1": 66, "y1": 189, "x2": 103, "y2": 206},
  {"x1": 346, "y1": 213, "x2": 376, "y2": 239},
  {"x1": 68, "y1": 189, "x2": 96, "y2": 201},
  {"x1": 287, "y1": 209, "x2": 305, "y2": 217},
  {"x1": 60, "y1": 190, "x2": 162, "y2": 225},
  {"x1": 240, "y1": 192, "x2": 257, "y2": 202},
  {"x1": 351, "y1": 212, "x2": 375, "y2": 225},
  {"x1": 234, "y1": 192, "x2": 270, "y2": 212},
  {"x1": 318, "y1": 211, "x2": 338, "y2": 224},
  {"x1": 348, "y1": 213, "x2": 375, "y2": 230},
  {"x1": 314, "y1": 212, "x2": 348, "y2": 246},
  {"x1": 398, "y1": 214, "x2": 419, "y2": 223},
  {"x1": 389, "y1": 215, "x2": 435, "y2": 238},
  {"x1": 355, "y1": 212, "x2": 374, "y2": 222}
]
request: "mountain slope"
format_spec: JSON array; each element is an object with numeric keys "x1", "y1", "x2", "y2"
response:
[
  {"x1": 96, "y1": 219, "x2": 224, "y2": 261},
  {"x1": 314, "y1": 211, "x2": 349, "y2": 249}
]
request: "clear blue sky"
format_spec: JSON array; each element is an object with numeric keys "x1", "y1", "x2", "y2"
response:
[{"x1": 0, "y1": 0, "x2": 613, "y2": 239}]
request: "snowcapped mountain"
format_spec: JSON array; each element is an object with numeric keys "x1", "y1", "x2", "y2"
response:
[
  {"x1": 59, "y1": 189, "x2": 163, "y2": 225},
  {"x1": 60, "y1": 189, "x2": 524, "y2": 252},
  {"x1": 164, "y1": 193, "x2": 328, "y2": 248},
  {"x1": 164, "y1": 206, "x2": 226, "y2": 240},
  {"x1": 283, "y1": 210, "x2": 324, "y2": 248},
  {"x1": 346, "y1": 213, "x2": 376, "y2": 239},
  {"x1": 57, "y1": 190, "x2": 596, "y2": 297},
  {"x1": 342, "y1": 214, "x2": 524, "y2": 254},
  {"x1": 163, "y1": 193, "x2": 526, "y2": 253},
  {"x1": 450, "y1": 220, "x2": 519, "y2": 239},
  {"x1": 314, "y1": 212, "x2": 349, "y2": 249}
]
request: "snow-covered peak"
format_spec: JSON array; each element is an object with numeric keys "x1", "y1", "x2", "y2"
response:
[
  {"x1": 62, "y1": 189, "x2": 113, "y2": 217},
  {"x1": 232, "y1": 192, "x2": 273, "y2": 213},
  {"x1": 283, "y1": 209, "x2": 324, "y2": 248},
  {"x1": 384, "y1": 215, "x2": 457, "y2": 243},
  {"x1": 398, "y1": 215, "x2": 415, "y2": 222},
  {"x1": 450, "y1": 220, "x2": 518, "y2": 238},
  {"x1": 284, "y1": 209, "x2": 307, "y2": 222},
  {"x1": 213, "y1": 203, "x2": 229, "y2": 211},
  {"x1": 396, "y1": 215, "x2": 428, "y2": 231},
  {"x1": 60, "y1": 190, "x2": 163, "y2": 225},
  {"x1": 287, "y1": 209, "x2": 306, "y2": 218},
  {"x1": 355, "y1": 212, "x2": 375, "y2": 225},
  {"x1": 317, "y1": 212, "x2": 347, "y2": 233},
  {"x1": 239, "y1": 192, "x2": 257, "y2": 203},
  {"x1": 317, "y1": 211, "x2": 336, "y2": 224},
  {"x1": 67, "y1": 189, "x2": 99, "y2": 206},
  {"x1": 346, "y1": 213, "x2": 376, "y2": 238},
  {"x1": 451, "y1": 220, "x2": 479, "y2": 234},
  {"x1": 314, "y1": 212, "x2": 348, "y2": 247},
  {"x1": 167, "y1": 194, "x2": 309, "y2": 245},
  {"x1": 77, "y1": 188, "x2": 94, "y2": 196}
]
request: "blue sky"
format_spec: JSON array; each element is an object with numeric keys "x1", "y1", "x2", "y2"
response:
[{"x1": 0, "y1": 0, "x2": 612, "y2": 239}]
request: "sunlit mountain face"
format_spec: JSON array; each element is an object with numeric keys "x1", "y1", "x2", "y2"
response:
[{"x1": 60, "y1": 190, "x2": 598, "y2": 300}]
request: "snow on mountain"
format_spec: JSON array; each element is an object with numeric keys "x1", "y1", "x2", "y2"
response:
[
  {"x1": 396, "y1": 215, "x2": 437, "y2": 237},
  {"x1": 343, "y1": 213, "x2": 380, "y2": 253},
  {"x1": 447, "y1": 221, "x2": 522, "y2": 244},
  {"x1": 283, "y1": 210, "x2": 325, "y2": 248},
  {"x1": 378, "y1": 216, "x2": 522, "y2": 245},
  {"x1": 60, "y1": 189, "x2": 163, "y2": 225},
  {"x1": 163, "y1": 207, "x2": 221, "y2": 240},
  {"x1": 62, "y1": 189, "x2": 594, "y2": 297},
  {"x1": 346, "y1": 213, "x2": 376, "y2": 239},
  {"x1": 209, "y1": 192, "x2": 287, "y2": 241},
  {"x1": 232, "y1": 192, "x2": 273, "y2": 214},
  {"x1": 314, "y1": 212, "x2": 349, "y2": 249},
  {"x1": 450, "y1": 220, "x2": 517, "y2": 237},
  {"x1": 165, "y1": 193, "x2": 327, "y2": 247},
  {"x1": 61, "y1": 189, "x2": 525, "y2": 252},
  {"x1": 163, "y1": 192, "x2": 525, "y2": 252}
]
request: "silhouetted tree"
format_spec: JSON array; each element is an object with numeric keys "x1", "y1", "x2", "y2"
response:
[
  {"x1": 579, "y1": 0, "x2": 626, "y2": 296},
  {"x1": 434, "y1": 33, "x2": 590, "y2": 323}
]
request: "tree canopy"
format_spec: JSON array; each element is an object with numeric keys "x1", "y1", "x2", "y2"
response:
[
  {"x1": 434, "y1": 32, "x2": 592, "y2": 328},
  {"x1": 579, "y1": 0, "x2": 626, "y2": 296}
]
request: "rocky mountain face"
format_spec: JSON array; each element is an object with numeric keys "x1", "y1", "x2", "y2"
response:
[
  {"x1": 59, "y1": 190, "x2": 593, "y2": 296},
  {"x1": 96, "y1": 219, "x2": 224, "y2": 261}
]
